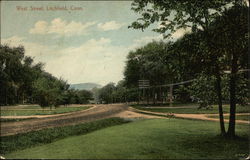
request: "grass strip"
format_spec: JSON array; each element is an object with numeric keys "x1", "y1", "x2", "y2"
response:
[
  {"x1": 131, "y1": 104, "x2": 250, "y2": 114},
  {"x1": 132, "y1": 109, "x2": 174, "y2": 118},
  {"x1": 0, "y1": 106, "x2": 91, "y2": 116},
  {"x1": 0, "y1": 118, "x2": 36, "y2": 122},
  {"x1": 208, "y1": 115, "x2": 250, "y2": 121},
  {"x1": 0, "y1": 117, "x2": 131, "y2": 154}
]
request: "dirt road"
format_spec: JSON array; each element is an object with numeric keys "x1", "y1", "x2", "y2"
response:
[
  {"x1": 1, "y1": 104, "x2": 248, "y2": 136},
  {"x1": 1, "y1": 104, "x2": 128, "y2": 136}
]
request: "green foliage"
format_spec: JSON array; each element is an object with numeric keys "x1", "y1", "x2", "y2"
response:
[
  {"x1": 189, "y1": 73, "x2": 249, "y2": 108},
  {"x1": 76, "y1": 90, "x2": 93, "y2": 104},
  {"x1": 0, "y1": 117, "x2": 130, "y2": 155},
  {"x1": 221, "y1": 74, "x2": 250, "y2": 106},
  {"x1": 0, "y1": 44, "x2": 93, "y2": 107},
  {"x1": 125, "y1": 88, "x2": 139, "y2": 102},
  {"x1": 124, "y1": 41, "x2": 175, "y2": 87},
  {"x1": 98, "y1": 83, "x2": 116, "y2": 103},
  {"x1": 96, "y1": 80, "x2": 140, "y2": 104},
  {"x1": 174, "y1": 85, "x2": 192, "y2": 103},
  {"x1": 129, "y1": 0, "x2": 236, "y2": 37},
  {"x1": 123, "y1": 40, "x2": 200, "y2": 103},
  {"x1": 0, "y1": 45, "x2": 29, "y2": 105},
  {"x1": 189, "y1": 74, "x2": 217, "y2": 108}
]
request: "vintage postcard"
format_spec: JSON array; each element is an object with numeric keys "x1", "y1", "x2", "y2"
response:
[{"x1": 0, "y1": 0, "x2": 249, "y2": 159}]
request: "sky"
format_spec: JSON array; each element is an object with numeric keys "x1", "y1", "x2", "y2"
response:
[{"x1": 1, "y1": 1, "x2": 187, "y2": 86}]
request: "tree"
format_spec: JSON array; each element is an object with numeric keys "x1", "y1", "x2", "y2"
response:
[
  {"x1": 129, "y1": 0, "x2": 248, "y2": 137},
  {"x1": 125, "y1": 41, "x2": 173, "y2": 87},
  {"x1": 77, "y1": 90, "x2": 93, "y2": 104},
  {"x1": 124, "y1": 40, "x2": 200, "y2": 104},
  {"x1": 208, "y1": 4, "x2": 248, "y2": 137},
  {"x1": 98, "y1": 83, "x2": 116, "y2": 104},
  {"x1": 189, "y1": 74, "x2": 217, "y2": 109},
  {"x1": 0, "y1": 45, "x2": 26, "y2": 105},
  {"x1": 129, "y1": 0, "x2": 233, "y2": 37},
  {"x1": 0, "y1": 44, "x2": 95, "y2": 108}
]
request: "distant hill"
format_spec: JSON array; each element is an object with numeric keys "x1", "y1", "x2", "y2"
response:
[{"x1": 69, "y1": 83, "x2": 102, "y2": 91}]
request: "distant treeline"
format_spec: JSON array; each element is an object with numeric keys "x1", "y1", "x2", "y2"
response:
[{"x1": 0, "y1": 45, "x2": 93, "y2": 107}]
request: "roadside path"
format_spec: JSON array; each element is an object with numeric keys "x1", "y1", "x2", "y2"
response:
[{"x1": 131, "y1": 107, "x2": 250, "y2": 124}]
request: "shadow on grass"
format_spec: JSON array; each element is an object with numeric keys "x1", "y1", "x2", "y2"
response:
[{"x1": 180, "y1": 134, "x2": 249, "y2": 159}]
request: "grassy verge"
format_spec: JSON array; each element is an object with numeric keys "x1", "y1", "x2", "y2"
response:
[
  {"x1": 19, "y1": 105, "x2": 41, "y2": 109},
  {"x1": 0, "y1": 117, "x2": 130, "y2": 155},
  {"x1": 0, "y1": 106, "x2": 91, "y2": 116},
  {"x1": 208, "y1": 115, "x2": 250, "y2": 121},
  {"x1": 130, "y1": 103, "x2": 197, "y2": 107},
  {"x1": 0, "y1": 118, "x2": 36, "y2": 122},
  {"x1": 0, "y1": 105, "x2": 40, "y2": 110},
  {"x1": 4, "y1": 118, "x2": 249, "y2": 159},
  {"x1": 131, "y1": 104, "x2": 250, "y2": 114}
]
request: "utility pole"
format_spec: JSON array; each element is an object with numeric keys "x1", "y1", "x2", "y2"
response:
[
  {"x1": 169, "y1": 85, "x2": 173, "y2": 107},
  {"x1": 138, "y1": 80, "x2": 150, "y2": 104}
]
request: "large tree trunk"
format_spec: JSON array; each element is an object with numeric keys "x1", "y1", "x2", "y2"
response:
[
  {"x1": 215, "y1": 73, "x2": 226, "y2": 135},
  {"x1": 227, "y1": 54, "x2": 238, "y2": 138}
]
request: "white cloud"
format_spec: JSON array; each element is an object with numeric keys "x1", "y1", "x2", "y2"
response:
[
  {"x1": 29, "y1": 21, "x2": 48, "y2": 34},
  {"x1": 29, "y1": 18, "x2": 96, "y2": 36},
  {"x1": 1, "y1": 36, "x2": 26, "y2": 46},
  {"x1": 1, "y1": 36, "x2": 127, "y2": 85},
  {"x1": 1, "y1": 36, "x2": 61, "y2": 62},
  {"x1": 171, "y1": 28, "x2": 191, "y2": 39},
  {"x1": 97, "y1": 21, "x2": 125, "y2": 31},
  {"x1": 128, "y1": 35, "x2": 164, "y2": 51},
  {"x1": 45, "y1": 37, "x2": 127, "y2": 85}
]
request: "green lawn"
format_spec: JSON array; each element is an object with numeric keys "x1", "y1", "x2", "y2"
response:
[
  {"x1": 0, "y1": 118, "x2": 36, "y2": 122},
  {"x1": 208, "y1": 115, "x2": 250, "y2": 121},
  {"x1": 132, "y1": 104, "x2": 250, "y2": 114},
  {"x1": 4, "y1": 118, "x2": 249, "y2": 159},
  {"x1": 0, "y1": 106, "x2": 91, "y2": 116},
  {"x1": 131, "y1": 103, "x2": 197, "y2": 107},
  {"x1": 20, "y1": 105, "x2": 42, "y2": 109}
]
